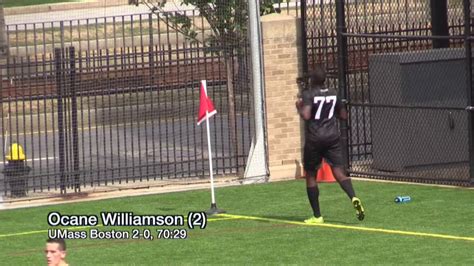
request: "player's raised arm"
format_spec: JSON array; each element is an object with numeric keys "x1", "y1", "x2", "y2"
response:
[
  {"x1": 296, "y1": 100, "x2": 311, "y2": 121},
  {"x1": 296, "y1": 91, "x2": 312, "y2": 121}
]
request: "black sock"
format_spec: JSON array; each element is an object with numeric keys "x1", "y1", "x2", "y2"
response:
[
  {"x1": 339, "y1": 179, "x2": 356, "y2": 199},
  {"x1": 306, "y1": 186, "x2": 321, "y2": 217}
]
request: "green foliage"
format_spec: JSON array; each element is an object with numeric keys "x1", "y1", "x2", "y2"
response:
[
  {"x1": 260, "y1": 0, "x2": 283, "y2": 16},
  {"x1": 132, "y1": 0, "x2": 283, "y2": 54}
]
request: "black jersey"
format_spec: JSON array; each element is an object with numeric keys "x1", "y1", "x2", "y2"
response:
[{"x1": 302, "y1": 86, "x2": 343, "y2": 143}]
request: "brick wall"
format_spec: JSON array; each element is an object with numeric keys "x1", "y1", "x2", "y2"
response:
[{"x1": 261, "y1": 14, "x2": 304, "y2": 180}]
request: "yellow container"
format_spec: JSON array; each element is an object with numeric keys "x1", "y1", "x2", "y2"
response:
[{"x1": 6, "y1": 143, "x2": 26, "y2": 161}]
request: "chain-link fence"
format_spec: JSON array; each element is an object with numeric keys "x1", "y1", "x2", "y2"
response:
[{"x1": 302, "y1": 0, "x2": 473, "y2": 186}]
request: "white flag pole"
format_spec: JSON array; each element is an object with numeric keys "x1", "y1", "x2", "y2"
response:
[
  {"x1": 201, "y1": 80, "x2": 225, "y2": 215},
  {"x1": 205, "y1": 109, "x2": 216, "y2": 205}
]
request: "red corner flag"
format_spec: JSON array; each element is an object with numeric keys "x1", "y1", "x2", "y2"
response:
[{"x1": 197, "y1": 80, "x2": 217, "y2": 125}]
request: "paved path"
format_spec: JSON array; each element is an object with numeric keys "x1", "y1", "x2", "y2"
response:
[{"x1": 5, "y1": 1, "x2": 193, "y2": 25}]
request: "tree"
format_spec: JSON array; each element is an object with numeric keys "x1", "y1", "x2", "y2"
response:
[
  {"x1": 129, "y1": 0, "x2": 280, "y2": 173},
  {"x1": 0, "y1": 0, "x2": 8, "y2": 57}
]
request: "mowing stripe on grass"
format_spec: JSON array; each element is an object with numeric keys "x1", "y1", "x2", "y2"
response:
[
  {"x1": 218, "y1": 213, "x2": 474, "y2": 242},
  {"x1": 0, "y1": 217, "x2": 238, "y2": 239}
]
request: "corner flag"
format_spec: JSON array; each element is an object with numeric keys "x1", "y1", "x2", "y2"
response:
[
  {"x1": 197, "y1": 80, "x2": 225, "y2": 215},
  {"x1": 197, "y1": 80, "x2": 217, "y2": 125}
]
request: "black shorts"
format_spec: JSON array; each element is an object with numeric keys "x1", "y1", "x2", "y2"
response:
[{"x1": 303, "y1": 138, "x2": 344, "y2": 177}]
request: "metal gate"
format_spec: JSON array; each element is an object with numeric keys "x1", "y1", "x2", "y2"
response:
[
  {"x1": 1, "y1": 10, "x2": 253, "y2": 198},
  {"x1": 302, "y1": 0, "x2": 474, "y2": 186}
]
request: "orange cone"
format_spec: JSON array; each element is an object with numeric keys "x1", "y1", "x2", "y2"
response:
[{"x1": 316, "y1": 159, "x2": 336, "y2": 183}]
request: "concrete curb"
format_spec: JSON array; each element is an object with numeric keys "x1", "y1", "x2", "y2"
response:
[{"x1": 0, "y1": 176, "x2": 243, "y2": 210}]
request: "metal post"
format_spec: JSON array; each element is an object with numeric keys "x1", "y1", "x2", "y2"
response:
[
  {"x1": 148, "y1": 13, "x2": 154, "y2": 82},
  {"x1": 243, "y1": 0, "x2": 268, "y2": 182},
  {"x1": 300, "y1": 0, "x2": 309, "y2": 74},
  {"x1": 54, "y1": 48, "x2": 66, "y2": 193},
  {"x1": 69, "y1": 46, "x2": 80, "y2": 191},
  {"x1": 463, "y1": 0, "x2": 474, "y2": 185},
  {"x1": 430, "y1": 0, "x2": 450, "y2": 48},
  {"x1": 335, "y1": 0, "x2": 350, "y2": 169},
  {"x1": 60, "y1": 21, "x2": 65, "y2": 51}
]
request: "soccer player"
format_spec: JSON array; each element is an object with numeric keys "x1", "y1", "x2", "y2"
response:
[
  {"x1": 45, "y1": 238, "x2": 69, "y2": 266},
  {"x1": 295, "y1": 66, "x2": 365, "y2": 224}
]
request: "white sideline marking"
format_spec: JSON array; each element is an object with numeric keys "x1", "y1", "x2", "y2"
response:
[{"x1": 218, "y1": 214, "x2": 474, "y2": 242}]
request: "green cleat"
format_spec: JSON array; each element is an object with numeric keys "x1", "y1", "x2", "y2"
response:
[
  {"x1": 352, "y1": 197, "x2": 365, "y2": 221},
  {"x1": 304, "y1": 216, "x2": 324, "y2": 224}
]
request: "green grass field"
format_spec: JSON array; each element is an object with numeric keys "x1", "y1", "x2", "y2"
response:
[
  {"x1": 1, "y1": 179, "x2": 473, "y2": 265},
  {"x1": 5, "y1": 0, "x2": 77, "y2": 8}
]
